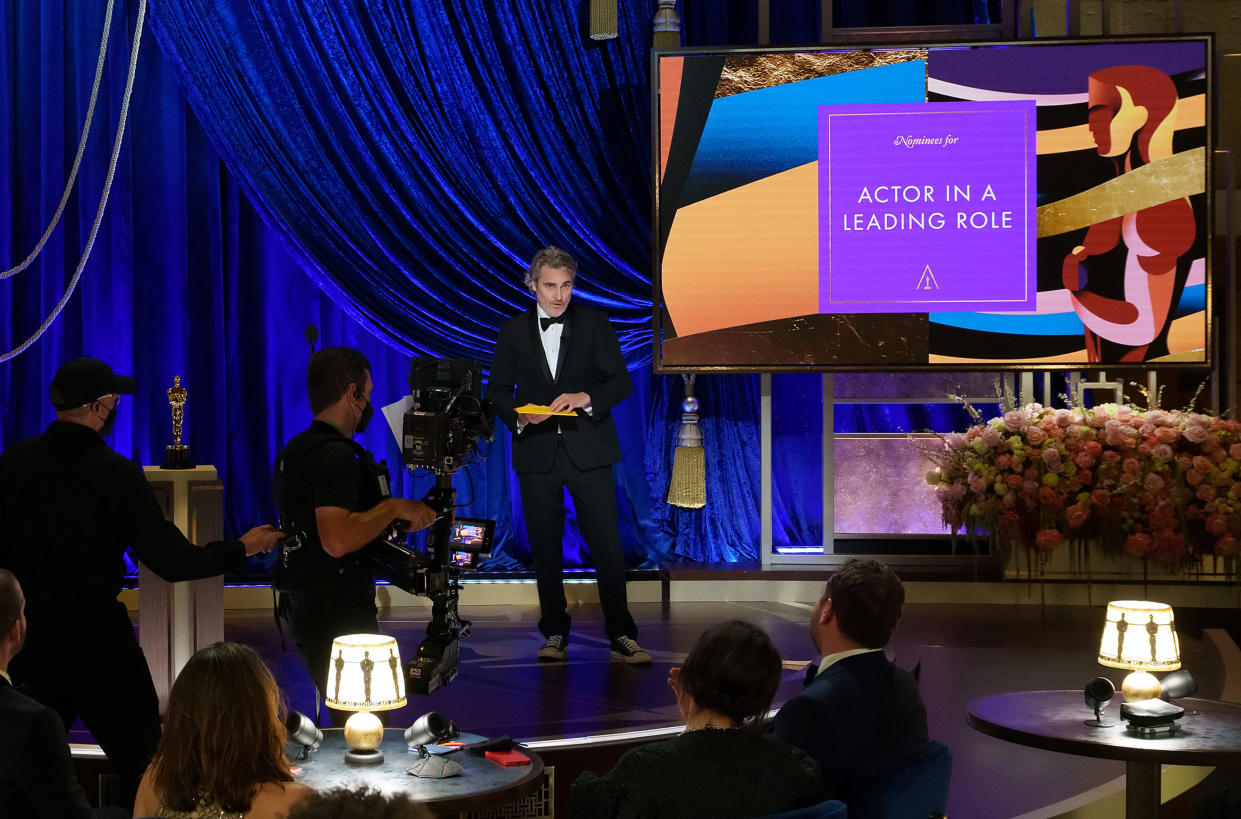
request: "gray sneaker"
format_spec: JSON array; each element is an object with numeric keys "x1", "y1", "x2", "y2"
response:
[
  {"x1": 610, "y1": 635, "x2": 651, "y2": 665},
  {"x1": 537, "y1": 634, "x2": 568, "y2": 661}
]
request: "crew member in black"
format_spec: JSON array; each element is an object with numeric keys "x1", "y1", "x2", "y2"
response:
[
  {"x1": 0, "y1": 357, "x2": 283, "y2": 812},
  {"x1": 274, "y1": 347, "x2": 435, "y2": 724}
]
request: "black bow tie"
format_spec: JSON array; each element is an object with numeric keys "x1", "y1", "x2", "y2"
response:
[{"x1": 540, "y1": 315, "x2": 565, "y2": 332}]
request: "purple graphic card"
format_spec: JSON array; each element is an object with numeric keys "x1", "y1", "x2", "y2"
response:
[{"x1": 819, "y1": 101, "x2": 1036, "y2": 314}]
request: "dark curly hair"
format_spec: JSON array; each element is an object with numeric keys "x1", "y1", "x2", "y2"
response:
[
  {"x1": 679, "y1": 620, "x2": 782, "y2": 731},
  {"x1": 287, "y1": 786, "x2": 433, "y2": 819}
]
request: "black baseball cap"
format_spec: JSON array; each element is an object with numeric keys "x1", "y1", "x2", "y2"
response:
[{"x1": 49, "y1": 358, "x2": 138, "y2": 410}]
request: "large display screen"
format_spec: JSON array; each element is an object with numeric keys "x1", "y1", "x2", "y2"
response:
[{"x1": 654, "y1": 37, "x2": 1211, "y2": 371}]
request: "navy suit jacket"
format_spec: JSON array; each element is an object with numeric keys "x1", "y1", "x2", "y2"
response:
[
  {"x1": 773, "y1": 651, "x2": 928, "y2": 801},
  {"x1": 0, "y1": 675, "x2": 93, "y2": 819},
  {"x1": 486, "y1": 303, "x2": 631, "y2": 473}
]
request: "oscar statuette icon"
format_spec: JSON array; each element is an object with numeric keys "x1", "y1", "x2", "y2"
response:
[{"x1": 163, "y1": 375, "x2": 194, "y2": 469}]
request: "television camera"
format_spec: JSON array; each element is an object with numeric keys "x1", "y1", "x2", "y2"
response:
[{"x1": 365, "y1": 357, "x2": 495, "y2": 696}]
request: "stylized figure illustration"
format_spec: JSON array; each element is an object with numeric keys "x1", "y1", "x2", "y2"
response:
[{"x1": 1062, "y1": 65, "x2": 1195, "y2": 362}]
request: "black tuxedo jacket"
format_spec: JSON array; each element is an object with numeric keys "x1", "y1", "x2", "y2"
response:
[
  {"x1": 0, "y1": 675, "x2": 93, "y2": 818},
  {"x1": 772, "y1": 651, "x2": 928, "y2": 801},
  {"x1": 486, "y1": 304, "x2": 631, "y2": 473}
]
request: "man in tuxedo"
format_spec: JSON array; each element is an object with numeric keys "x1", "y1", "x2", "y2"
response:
[
  {"x1": 773, "y1": 559, "x2": 928, "y2": 801},
  {"x1": 0, "y1": 569, "x2": 93, "y2": 819},
  {"x1": 486, "y1": 247, "x2": 649, "y2": 664}
]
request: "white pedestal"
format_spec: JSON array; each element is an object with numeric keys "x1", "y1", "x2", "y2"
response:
[{"x1": 139, "y1": 465, "x2": 225, "y2": 710}]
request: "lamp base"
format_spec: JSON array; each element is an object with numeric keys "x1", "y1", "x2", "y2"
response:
[
  {"x1": 345, "y1": 747, "x2": 385, "y2": 766},
  {"x1": 1121, "y1": 670, "x2": 1163, "y2": 701}
]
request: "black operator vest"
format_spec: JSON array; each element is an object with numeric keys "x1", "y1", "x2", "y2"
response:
[{"x1": 272, "y1": 421, "x2": 381, "y2": 595}]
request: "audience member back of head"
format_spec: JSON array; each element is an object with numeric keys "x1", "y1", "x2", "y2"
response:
[
  {"x1": 133, "y1": 641, "x2": 310, "y2": 819},
  {"x1": 773, "y1": 559, "x2": 929, "y2": 801},
  {"x1": 571, "y1": 620, "x2": 819, "y2": 818}
]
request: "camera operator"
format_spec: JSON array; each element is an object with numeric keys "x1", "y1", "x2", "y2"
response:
[
  {"x1": 274, "y1": 347, "x2": 436, "y2": 724},
  {"x1": 0, "y1": 357, "x2": 283, "y2": 812}
]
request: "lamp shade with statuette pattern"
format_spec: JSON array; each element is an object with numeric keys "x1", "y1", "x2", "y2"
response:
[
  {"x1": 325, "y1": 634, "x2": 406, "y2": 765},
  {"x1": 1097, "y1": 601, "x2": 1180, "y2": 701}
]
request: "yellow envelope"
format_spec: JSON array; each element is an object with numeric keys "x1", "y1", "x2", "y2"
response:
[{"x1": 514, "y1": 404, "x2": 578, "y2": 417}]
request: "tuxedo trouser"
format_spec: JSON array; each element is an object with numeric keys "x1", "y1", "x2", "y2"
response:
[{"x1": 518, "y1": 439, "x2": 636, "y2": 641}]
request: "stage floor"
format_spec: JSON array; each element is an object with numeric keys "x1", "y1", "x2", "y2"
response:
[{"x1": 72, "y1": 596, "x2": 1241, "y2": 817}]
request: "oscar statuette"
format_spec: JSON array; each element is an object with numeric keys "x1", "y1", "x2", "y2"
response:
[{"x1": 163, "y1": 375, "x2": 194, "y2": 469}]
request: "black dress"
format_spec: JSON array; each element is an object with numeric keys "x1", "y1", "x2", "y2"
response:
[{"x1": 570, "y1": 728, "x2": 820, "y2": 818}]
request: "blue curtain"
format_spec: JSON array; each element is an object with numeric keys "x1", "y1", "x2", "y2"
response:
[{"x1": 2, "y1": 1, "x2": 990, "y2": 573}]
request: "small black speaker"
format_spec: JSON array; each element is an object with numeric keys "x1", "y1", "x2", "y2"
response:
[{"x1": 1084, "y1": 676, "x2": 1116, "y2": 727}]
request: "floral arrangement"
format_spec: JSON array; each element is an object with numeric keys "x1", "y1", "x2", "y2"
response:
[{"x1": 922, "y1": 393, "x2": 1241, "y2": 572}]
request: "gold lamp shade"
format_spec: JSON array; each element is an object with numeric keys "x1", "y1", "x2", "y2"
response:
[
  {"x1": 325, "y1": 634, "x2": 406, "y2": 765},
  {"x1": 1098, "y1": 601, "x2": 1180, "y2": 701}
]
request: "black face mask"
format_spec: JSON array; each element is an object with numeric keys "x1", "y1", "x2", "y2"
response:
[
  {"x1": 356, "y1": 399, "x2": 374, "y2": 434},
  {"x1": 100, "y1": 406, "x2": 118, "y2": 437}
]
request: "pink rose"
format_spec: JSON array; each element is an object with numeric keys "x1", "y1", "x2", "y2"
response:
[
  {"x1": 1122, "y1": 457, "x2": 1141, "y2": 474},
  {"x1": 1091, "y1": 490, "x2": 1111, "y2": 507},
  {"x1": 1066, "y1": 503, "x2": 1091, "y2": 528},
  {"x1": 1074, "y1": 452, "x2": 1096, "y2": 469},
  {"x1": 1184, "y1": 424, "x2": 1208, "y2": 443},
  {"x1": 994, "y1": 454, "x2": 1012, "y2": 470},
  {"x1": 1077, "y1": 468, "x2": 1094, "y2": 485},
  {"x1": 1024, "y1": 427, "x2": 1047, "y2": 446},
  {"x1": 1054, "y1": 409, "x2": 1074, "y2": 427},
  {"x1": 1193, "y1": 455, "x2": 1213, "y2": 473},
  {"x1": 969, "y1": 475, "x2": 987, "y2": 494},
  {"x1": 1197, "y1": 484, "x2": 1217, "y2": 502},
  {"x1": 1186, "y1": 469, "x2": 1205, "y2": 487},
  {"x1": 1139, "y1": 423, "x2": 1156, "y2": 438},
  {"x1": 1116, "y1": 405, "x2": 1134, "y2": 423},
  {"x1": 1003, "y1": 410, "x2": 1025, "y2": 430},
  {"x1": 981, "y1": 427, "x2": 1003, "y2": 447},
  {"x1": 1038, "y1": 486, "x2": 1063, "y2": 508},
  {"x1": 1214, "y1": 535, "x2": 1239, "y2": 557},
  {"x1": 1006, "y1": 474, "x2": 1023, "y2": 489},
  {"x1": 1102, "y1": 450, "x2": 1123, "y2": 464},
  {"x1": 1230, "y1": 444, "x2": 1241, "y2": 460},
  {"x1": 1143, "y1": 473, "x2": 1165, "y2": 493},
  {"x1": 1211, "y1": 448, "x2": 1228, "y2": 463},
  {"x1": 1034, "y1": 529, "x2": 1064, "y2": 551},
  {"x1": 1206, "y1": 513, "x2": 1229, "y2": 536},
  {"x1": 1150, "y1": 444, "x2": 1173, "y2": 462},
  {"x1": 1123, "y1": 532, "x2": 1154, "y2": 558},
  {"x1": 1156, "y1": 427, "x2": 1180, "y2": 444},
  {"x1": 1153, "y1": 530, "x2": 1185, "y2": 562}
]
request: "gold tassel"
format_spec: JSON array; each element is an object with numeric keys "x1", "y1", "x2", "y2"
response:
[
  {"x1": 667, "y1": 374, "x2": 706, "y2": 508},
  {"x1": 652, "y1": 0, "x2": 681, "y2": 50},
  {"x1": 589, "y1": 0, "x2": 618, "y2": 41}
]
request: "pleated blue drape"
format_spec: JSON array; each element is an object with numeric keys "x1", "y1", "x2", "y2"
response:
[{"x1": 2, "y1": 2, "x2": 989, "y2": 573}]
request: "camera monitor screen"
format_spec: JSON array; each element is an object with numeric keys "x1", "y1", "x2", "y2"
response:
[
  {"x1": 654, "y1": 37, "x2": 1210, "y2": 370},
  {"x1": 449, "y1": 518, "x2": 495, "y2": 553}
]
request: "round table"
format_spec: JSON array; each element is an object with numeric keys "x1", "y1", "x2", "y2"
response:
[
  {"x1": 967, "y1": 690, "x2": 1241, "y2": 819},
  {"x1": 290, "y1": 729, "x2": 544, "y2": 816}
]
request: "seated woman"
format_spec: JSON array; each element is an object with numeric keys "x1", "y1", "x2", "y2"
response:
[
  {"x1": 134, "y1": 642, "x2": 311, "y2": 819},
  {"x1": 571, "y1": 620, "x2": 819, "y2": 818}
]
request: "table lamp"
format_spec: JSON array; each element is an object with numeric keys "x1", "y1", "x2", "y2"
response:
[
  {"x1": 324, "y1": 634, "x2": 407, "y2": 765},
  {"x1": 1097, "y1": 601, "x2": 1181, "y2": 701}
]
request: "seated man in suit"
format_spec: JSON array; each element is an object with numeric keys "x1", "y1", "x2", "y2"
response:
[
  {"x1": 773, "y1": 558, "x2": 928, "y2": 801},
  {"x1": 0, "y1": 568, "x2": 93, "y2": 819}
]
